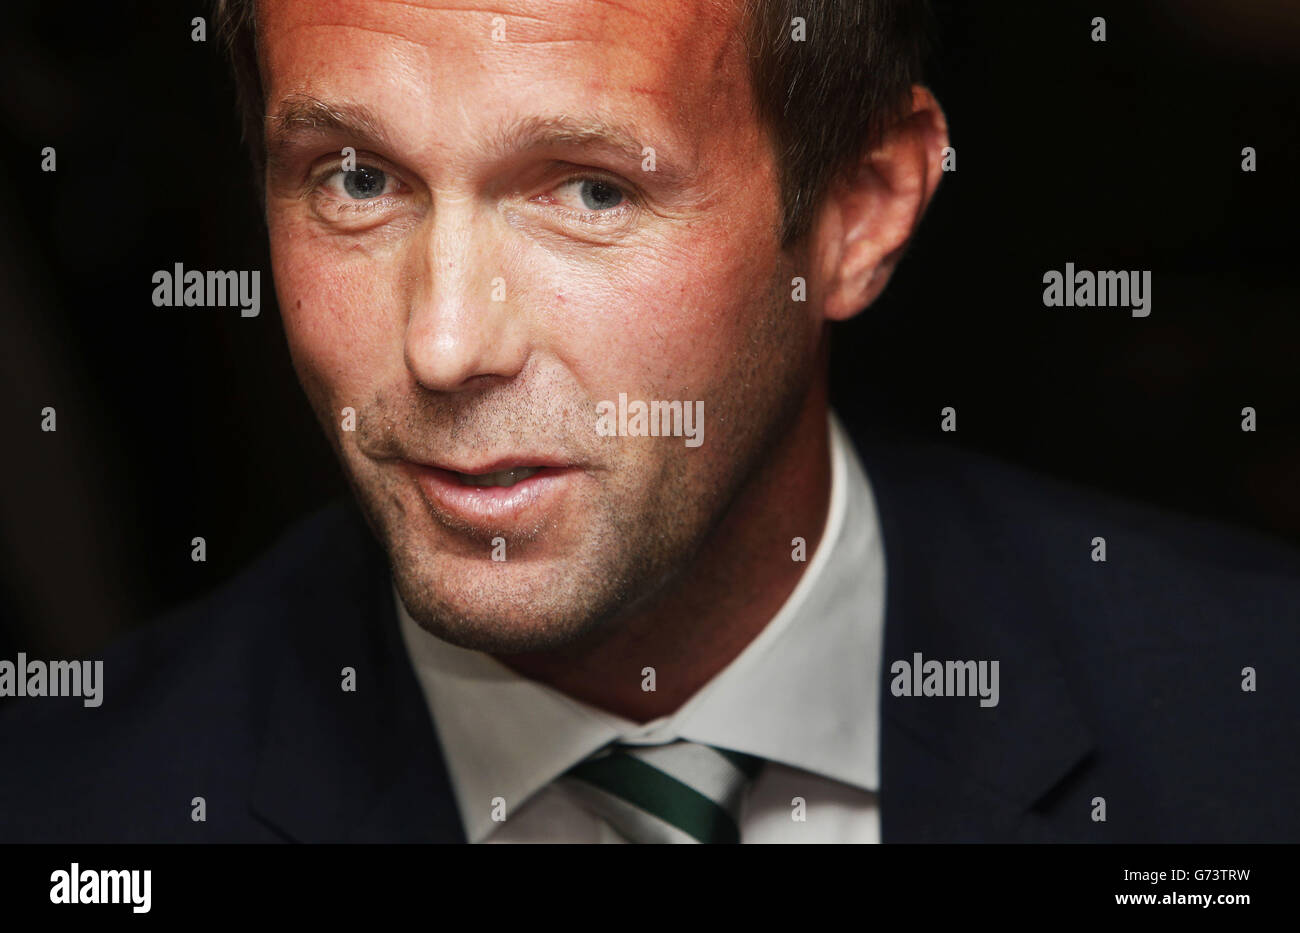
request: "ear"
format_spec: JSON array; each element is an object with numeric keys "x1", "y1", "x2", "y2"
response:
[{"x1": 813, "y1": 86, "x2": 950, "y2": 322}]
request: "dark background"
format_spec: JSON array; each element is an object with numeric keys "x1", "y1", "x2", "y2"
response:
[{"x1": 1, "y1": 0, "x2": 1297, "y2": 659}]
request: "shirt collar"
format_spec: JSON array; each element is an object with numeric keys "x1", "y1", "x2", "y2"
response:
[{"x1": 397, "y1": 411, "x2": 885, "y2": 843}]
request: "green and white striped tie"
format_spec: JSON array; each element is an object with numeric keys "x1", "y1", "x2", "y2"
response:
[{"x1": 560, "y1": 740, "x2": 765, "y2": 844}]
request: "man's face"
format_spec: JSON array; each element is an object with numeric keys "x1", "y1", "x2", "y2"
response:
[{"x1": 261, "y1": 0, "x2": 823, "y2": 652}]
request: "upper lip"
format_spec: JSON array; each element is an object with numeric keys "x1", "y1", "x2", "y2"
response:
[{"x1": 404, "y1": 455, "x2": 575, "y2": 476}]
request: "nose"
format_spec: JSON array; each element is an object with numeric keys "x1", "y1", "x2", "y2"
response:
[{"x1": 403, "y1": 202, "x2": 529, "y2": 392}]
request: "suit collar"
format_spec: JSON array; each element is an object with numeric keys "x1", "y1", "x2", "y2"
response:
[
  {"x1": 850, "y1": 429, "x2": 1096, "y2": 841},
  {"x1": 248, "y1": 503, "x2": 465, "y2": 843}
]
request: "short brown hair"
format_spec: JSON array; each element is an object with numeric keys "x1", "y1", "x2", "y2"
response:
[{"x1": 214, "y1": 0, "x2": 930, "y2": 245}]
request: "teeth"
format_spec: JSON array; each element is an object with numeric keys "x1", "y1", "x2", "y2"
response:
[{"x1": 457, "y1": 467, "x2": 541, "y2": 488}]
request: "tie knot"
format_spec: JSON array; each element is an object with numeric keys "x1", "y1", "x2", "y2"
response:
[{"x1": 560, "y1": 740, "x2": 765, "y2": 843}]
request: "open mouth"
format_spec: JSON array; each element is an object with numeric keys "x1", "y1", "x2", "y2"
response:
[
  {"x1": 404, "y1": 460, "x2": 579, "y2": 534},
  {"x1": 454, "y1": 466, "x2": 542, "y2": 488}
]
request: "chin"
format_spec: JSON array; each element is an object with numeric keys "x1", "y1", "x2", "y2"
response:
[{"x1": 389, "y1": 554, "x2": 625, "y2": 655}]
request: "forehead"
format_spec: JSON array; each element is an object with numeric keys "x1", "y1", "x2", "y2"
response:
[{"x1": 258, "y1": 0, "x2": 756, "y2": 154}]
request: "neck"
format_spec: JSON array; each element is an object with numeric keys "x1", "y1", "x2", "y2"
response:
[{"x1": 496, "y1": 374, "x2": 834, "y2": 722}]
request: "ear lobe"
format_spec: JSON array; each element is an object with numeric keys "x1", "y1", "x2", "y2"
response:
[{"x1": 821, "y1": 86, "x2": 950, "y2": 322}]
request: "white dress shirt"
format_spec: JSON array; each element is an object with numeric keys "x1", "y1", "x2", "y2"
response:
[{"x1": 397, "y1": 411, "x2": 887, "y2": 842}]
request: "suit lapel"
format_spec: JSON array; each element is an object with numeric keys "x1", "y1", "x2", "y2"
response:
[
  {"x1": 857, "y1": 436, "x2": 1096, "y2": 842},
  {"x1": 249, "y1": 504, "x2": 465, "y2": 843}
]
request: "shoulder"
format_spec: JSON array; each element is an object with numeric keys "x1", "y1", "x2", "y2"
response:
[
  {"x1": 858, "y1": 434, "x2": 1300, "y2": 838},
  {"x1": 857, "y1": 432, "x2": 1300, "y2": 590},
  {"x1": 857, "y1": 434, "x2": 1300, "y2": 657},
  {"x1": 0, "y1": 500, "x2": 377, "y2": 842}
]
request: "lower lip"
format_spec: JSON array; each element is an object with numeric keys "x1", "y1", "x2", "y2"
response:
[{"x1": 405, "y1": 463, "x2": 577, "y2": 531}]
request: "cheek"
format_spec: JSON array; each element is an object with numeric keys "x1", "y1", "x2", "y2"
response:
[
  {"x1": 545, "y1": 220, "x2": 788, "y2": 403},
  {"x1": 269, "y1": 213, "x2": 402, "y2": 402}
]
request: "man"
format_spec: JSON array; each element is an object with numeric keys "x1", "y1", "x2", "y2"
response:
[{"x1": 1, "y1": 0, "x2": 1297, "y2": 843}]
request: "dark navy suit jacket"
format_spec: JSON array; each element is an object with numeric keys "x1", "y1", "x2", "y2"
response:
[{"x1": 3, "y1": 430, "x2": 1298, "y2": 842}]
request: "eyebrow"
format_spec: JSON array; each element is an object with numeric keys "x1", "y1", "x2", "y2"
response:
[
  {"x1": 265, "y1": 95, "x2": 686, "y2": 183},
  {"x1": 488, "y1": 113, "x2": 670, "y2": 175},
  {"x1": 265, "y1": 95, "x2": 393, "y2": 170}
]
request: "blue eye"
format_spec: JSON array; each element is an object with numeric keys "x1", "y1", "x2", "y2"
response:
[
  {"x1": 342, "y1": 167, "x2": 387, "y2": 199},
  {"x1": 578, "y1": 179, "x2": 624, "y2": 210}
]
